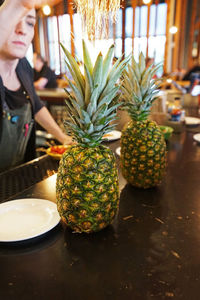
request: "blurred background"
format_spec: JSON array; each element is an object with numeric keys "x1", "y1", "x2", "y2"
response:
[{"x1": 29, "y1": 0, "x2": 200, "y2": 79}]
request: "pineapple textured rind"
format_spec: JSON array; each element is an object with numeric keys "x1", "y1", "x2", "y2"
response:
[
  {"x1": 121, "y1": 120, "x2": 166, "y2": 189},
  {"x1": 56, "y1": 145, "x2": 119, "y2": 233},
  {"x1": 56, "y1": 40, "x2": 129, "y2": 233}
]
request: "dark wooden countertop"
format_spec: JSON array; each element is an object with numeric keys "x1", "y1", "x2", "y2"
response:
[
  {"x1": 36, "y1": 88, "x2": 67, "y2": 98},
  {"x1": 36, "y1": 88, "x2": 69, "y2": 105},
  {"x1": 0, "y1": 126, "x2": 200, "y2": 300}
]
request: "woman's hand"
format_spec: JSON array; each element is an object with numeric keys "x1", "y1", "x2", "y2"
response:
[
  {"x1": 63, "y1": 136, "x2": 76, "y2": 145},
  {"x1": 35, "y1": 107, "x2": 76, "y2": 146}
]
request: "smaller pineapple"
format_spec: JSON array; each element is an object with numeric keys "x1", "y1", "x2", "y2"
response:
[{"x1": 120, "y1": 53, "x2": 166, "y2": 189}]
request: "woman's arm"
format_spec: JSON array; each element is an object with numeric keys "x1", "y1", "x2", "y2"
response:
[
  {"x1": 35, "y1": 106, "x2": 73, "y2": 145},
  {"x1": 34, "y1": 77, "x2": 48, "y2": 90}
]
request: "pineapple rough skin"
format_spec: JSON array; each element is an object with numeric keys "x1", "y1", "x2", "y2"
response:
[
  {"x1": 56, "y1": 144, "x2": 119, "y2": 233},
  {"x1": 120, "y1": 120, "x2": 166, "y2": 189}
]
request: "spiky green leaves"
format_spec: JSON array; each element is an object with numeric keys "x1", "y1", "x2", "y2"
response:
[
  {"x1": 61, "y1": 40, "x2": 130, "y2": 147},
  {"x1": 121, "y1": 52, "x2": 162, "y2": 121}
]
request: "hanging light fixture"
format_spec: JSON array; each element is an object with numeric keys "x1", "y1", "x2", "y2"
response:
[
  {"x1": 169, "y1": 26, "x2": 178, "y2": 34},
  {"x1": 143, "y1": 0, "x2": 151, "y2": 4},
  {"x1": 42, "y1": 4, "x2": 51, "y2": 16},
  {"x1": 74, "y1": 0, "x2": 121, "y2": 40}
]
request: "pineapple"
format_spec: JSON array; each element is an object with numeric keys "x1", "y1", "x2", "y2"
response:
[
  {"x1": 120, "y1": 53, "x2": 166, "y2": 189},
  {"x1": 56, "y1": 40, "x2": 129, "y2": 233}
]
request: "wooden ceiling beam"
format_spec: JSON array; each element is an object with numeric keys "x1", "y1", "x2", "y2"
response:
[
  {"x1": 131, "y1": 0, "x2": 137, "y2": 52},
  {"x1": 41, "y1": 0, "x2": 63, "y2": 8}
]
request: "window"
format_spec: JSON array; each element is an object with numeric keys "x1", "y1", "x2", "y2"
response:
[
  {"x1": 148, "y1": 3, "x2": 167, "y2": 75},
  {"x1": 131, "y1": 3, "x2": 167, "y2": 67},
  {"x1": 125, "y1": 7, "x2": 133, "y2": 56},
  {"x1": 73, "y1": 13, "x2": 82, "y2": 61},
  {"x1": 45, "y1": 3, "x2": 167, "y2": 75},
  {"x1": 59, "y1": 14, "x2": 71, "y2": 73},
  {"x1": 115, "y1": 8, "x2": 123, "y2": 57},
  {"x1": 47, "y1": 16, "x2": 60, "y2": 74}
]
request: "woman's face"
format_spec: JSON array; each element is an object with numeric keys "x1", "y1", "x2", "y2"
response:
[{"x1": 0, "y1": 9, "x2": 36, "y2": 59}]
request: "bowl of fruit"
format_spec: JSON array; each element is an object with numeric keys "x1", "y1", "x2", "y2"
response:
[
  {"x1": 159, "y1": 125, "x2": 174, "y2": 140},
  {"x1": 46, "y1": 145, "x2": 69, "y2": 160}
]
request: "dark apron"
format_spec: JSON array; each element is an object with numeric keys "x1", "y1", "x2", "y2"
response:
[{"x1": 0, "y1": 98, "x2": 33, "y2": 172}]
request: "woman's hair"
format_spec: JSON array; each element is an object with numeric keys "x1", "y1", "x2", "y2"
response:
[{"x1": 0, "y1": 0, "x2": 5, "y2": 6}]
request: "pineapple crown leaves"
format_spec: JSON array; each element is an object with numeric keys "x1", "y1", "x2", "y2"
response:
[
  {"x1": 61, "y1": 39, "x2": 130, "y2": 147},
  {"x1": 121, "y1": 52, "x2": 163, "y2": 121}
]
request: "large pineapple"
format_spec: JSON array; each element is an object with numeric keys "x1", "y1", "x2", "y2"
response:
[
  {"x1": 56, "y1": 40, "x2": 129, "y2": 233},
  {"x1": 120, "y1": 53, "x2": 166, "y2": 189}
]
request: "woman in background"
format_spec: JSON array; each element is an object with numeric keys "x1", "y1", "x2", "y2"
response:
[
  {"x1": 33, "y1": 52, "x2": 58, "y2": 89},
  {"x1": 0, "y1": 0, "x2": 72, "y2": 172}
]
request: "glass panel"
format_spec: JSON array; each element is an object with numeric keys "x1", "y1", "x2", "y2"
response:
[
  {"x1": 134, "y1": 7, "x2": 140, "y2": 37},
  {"x1": 140, "y1": 5, "x2": 148, "y2": 37},
  {"x1": 59, "y1": 14, "x2": 71, "y2": 74},
  {"x1": 47, "y1": 16, "x2": 60, "y2": 74},
  {"x1": 47, "y1": 16, "x2": 58, "y2": 42},
  {"x1": 59, "y1": 14, "x2": 71, "y2": 51},
  {"x1": 133, "y1": 37, "x2": 147, "y2": 61},
  {"x1": 125, "y1": 7, "x2": 133, "y2": 38},
  {"x1": 149, "y1": 4, "x2": 156, "y2": 36},
  {"x1": 74, "y1": 38, "x2": 83, "y2": 63},
  {"x1": 148, "y1": 35, "x2": 166, "y2": 76},
  {"x1": 139, "y1": 37, "x2": 147, "y2": 56},
  {"x1": 73, "y1": 13, "x2": 83, "y2": 61},
  {"x1": 108, "y1": 14, "x2": 114, "y2": 39},
  {"x1": 116, "y1": 8, "x2": 122, "y2": 38},
  {"x1": 115, "y1": 38, "x2": 122, "y2": 57},
  {"x1": 154, "y1": 36, "x2": 166, "y2": 64},
  {"x1": 38, "y1": 18, "x2": 45, "y2": 58},
  {"x1": 133, "y1": 37, "x2": 140, "y2": 62},
  {"x1": 95, "y1": 39, "x2": 114, "y2": 55},
  {"x1": 156, "y1": 3, "x2": 167, "y2": 35},
  {"x1": 125, "y1": 38, "x2": 132, "y2": 57},
  {"x1": 148, "y1": 36, "x2": 156, "y2": 58}
]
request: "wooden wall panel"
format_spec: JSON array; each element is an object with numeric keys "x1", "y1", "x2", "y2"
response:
[
  {"x1": 146, "y1": 3, "x2": 151, "y2": 58},
  {"x1": 188, "y1": 0, "x2": 198, "y2": 68},
  {"x1": 164, "y1": 0, "x2": 171, "y2": 74},
  {"x1": 178, "y1": 0, "x2": 188, "y2": 69},
  {"x1": 42, "y1": 17, "x2": 50, "y2": 63},
  {"x1": 33, "y1": 17, "x2": 41, "y2": 54},
  {"x1": 68, "y1": 0, "x2": 75, "y2": 57},
  {"x1": 131, "y1": 0, "x2": 137, "y2": 52},
  {"x1": 56, "y1": 16, "x2": 62, "y2": 74},
  {"x1": 172, "y1": 0, "x2": 181, "y2": 71},
  {"x1": 122, "y1": 1, "x2": 126, "y2": 57}
]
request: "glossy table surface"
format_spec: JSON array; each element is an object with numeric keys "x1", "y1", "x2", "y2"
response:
[
  {"x1": 0, "y1": 125, "x2": 200, "y2": 300},
  {"x1": 36, "y1": 88, "x2": 70, "y2": 105},
  {"x1": 36, "y1": 88, "x2": 67, "y2": 98}
]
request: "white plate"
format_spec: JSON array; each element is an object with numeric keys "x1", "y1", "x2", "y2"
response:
[
  {"x1": 36, "y1": 130, "x2": 54, "y2": 139},
  {"x1": 103, "y1": 130, "x2": 121, "y2": 141},
  {"x1": 193, "y1": 133, "x2": 200, "y2": 143},
  {"x1": 115, "y1": 147, "x2": 121, "y2": 156},
  {"x1": 0, "y1": 198, "x2": 60, "y2": 242},
  {"x1": 185, "y1": 117, "x2": 200, "y2": 126}
]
